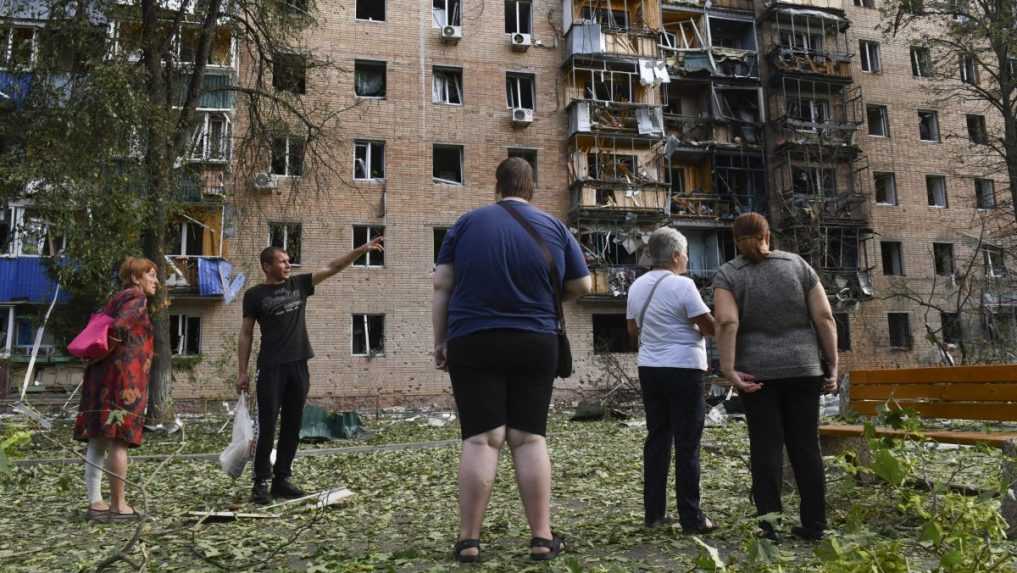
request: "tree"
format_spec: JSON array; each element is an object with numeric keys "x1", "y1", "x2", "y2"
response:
[
  {"x1": 0, "y1": 0, "x2": 350, "y2": 421},
  {"x1": 882, "y1": 0, "x2": 1017, "y2": 226}
]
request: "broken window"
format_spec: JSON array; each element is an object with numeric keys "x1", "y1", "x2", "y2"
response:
[
  {"x1": 508, "y1": 148, "x2": 538, "y2": 184},
  {"x1": 356, "y1": 0, "x2": 385, "y2": 21},
  {"x1": 0, "y1": 207, "x2": 61, "y2": 257},
  {"x1": 918, "y1": 110, "x2": 940, "y2": 142},
  {"x1": 354, "y1": 140, "x2": 385, "y2": 180},
  {"x1": 352, "y1": 314, "x2": 384, "y2": 356},
  {"x1": 433, "y1": 0, "x2": 462, "y2": 27},
  {"x1": 960, "y1": 54, "x2": 978, "y2": 84},
  {"x1": 353, "y1": 225, "x2": 384, "y2": 267},
  {"x1": 505, "y1": 0, "x2": 532, "y2": 34},
  {"x1": 190, "y1": 112, "x2": 230, "y2": 161},
  {"x1": 984, "y1": 247, "x2": 1007, "y2": 277},
  {"x1": 975, "y1": 178, "x2": 996, "y2": 209},
  {"x1": 866, "y1": 105, "x2": 888, "y2": 137},
  {"x1": 433, "y1": 144, "x2": 463, "y2": 184},
  {"x1": 874, "y1": 172, "x2": 897, "y2": 205},
  {"x1": 584, "y1": 67, "x2": 634, "y2": 103},
  {"x1": 354, "y1": 60, "x2": 386, "y2": 98},
  {"x1": 822, "y1": 228, "x2": 860, "y2": 270},
  {"x1": 433, "y1": 227, "x2": 449, "y2": 264},
  {"x1": 933, "y1": 243, "x2": 954, "y2": 276},
  {"x1": 432, "y1": 67, "x2": 463, "y2": 105},
  {"x1": 271, "y1": 136, "x2": 305, "y2": 176},
  {"x1": 1, "y1": 26, "x2": 37, "y2": 69},
  {"x1": 834, "y1": 313, "x2": 851, "y2": 351},
  {"x1": 787, "y1": 97, "x2": 829, "y2": 129},
  {"x1": 269, "y1": 222, "x2": 302, "y2": 265},
  {"x1": 506, "y1": 73, "x2": 535, "y2": 110},
  {"x1": 966, "y1": 114, "x2": 987, "y2": 144},
  {"x1": 888, "y1": 313, "x2": 912, "y2": 349},
  {"x1": 859, "y1": 40, "x2": 880, "y2": 72},
  {"x1": 881, "y1": 241, "x2": 904, "y2": 276},
  {"x1": 583, "y1": 232, "x2": 641, "y2": 265},
  {"x1": 685, "y1": 230, "x2": 735, "y2": 277},
  {"x1": 592, "y1": 314, "x2": 637, "y2": 354},
  {"x1": 792, "y1": 166, "x2": 836, "y2": 195},
  {"x1": 273, "y1": 52, "x2": 307, "y2": 94},
  {"x1": 170, "y1": 314, "x2": 201, "y2": 355},
  {"x1": 588, "y1": 153, "x2": 636, "y2": 181},
  {"x1": 169, "y1": 221, "x2": 204, "y2": 257},
  {"x1": 853, "y1": 0, "x2": 875, "y2": 7},
  {"x1": 926, "y1": 175, "x2": 948, "y2": 207},
  {"x1": 780, "y1": 30, "x2": 823, "y2": 52},
  {"x1": 911, "y1": 46, "x2": 932, "y2": 78},
  {"x1": 581, "y1": 7, "x2": 628, "y2": 30},
  {"x1": 941, "y1": 312, "x2": 961, "y2": 344},
  {"x1": 177, "y1": 27, "x2": 233, "y2": 67}
]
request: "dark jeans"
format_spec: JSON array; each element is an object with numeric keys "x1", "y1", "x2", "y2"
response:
[
  {"x1": 741, "y1": 376, "x2": 826, "y2": 532},
  {"x1": 253, "y1": 360, "x2": 310, "y2": 482},
  {"x1": 638, "y1": 367, "x2": 706, "y2": 528}
]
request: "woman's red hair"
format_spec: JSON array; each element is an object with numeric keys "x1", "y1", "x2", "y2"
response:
[{"x1": 119, "y1": 257, "x2": 157, "y2": 290}]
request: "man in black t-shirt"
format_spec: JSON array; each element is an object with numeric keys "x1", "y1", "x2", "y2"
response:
[{"x1": 239, "y1": 238, "x2": 382, "y2": 504}]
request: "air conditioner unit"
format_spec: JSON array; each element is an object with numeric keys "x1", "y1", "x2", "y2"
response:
[
  {"x1": 440, "y1": 25, "x2": 462, "y2": 44},
  {"x1": 252, "y1": 172, "x2": 278, "y2": 191},
  {"x1": 511, "y1": 107, "x2": 534, "y2": 126},
  {"x1": 511, "y1": 33, "x2": 531, "y2": 52}
]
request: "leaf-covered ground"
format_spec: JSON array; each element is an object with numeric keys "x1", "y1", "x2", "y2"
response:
[{"x1": 1, "y1": 413, "x2": 1014, "y2": 572}]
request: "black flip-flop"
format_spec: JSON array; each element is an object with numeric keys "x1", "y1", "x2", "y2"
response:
[
  {"x1": 85, "y1": 507, "x2": 109, "y2": 522},
  {"x1": 529, "y1": 534, "x2": 565, "y2": 561},
  {"x1": 107, "y1": 510, "x2": 142, "y2": 522},
  {"x1": 453, "y1": 538, "x2": 480, "y2": 563}
]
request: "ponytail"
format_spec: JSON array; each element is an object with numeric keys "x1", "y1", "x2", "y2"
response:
[{"x1": 732, "y1": 213, "x2": 771, "y2": 264}]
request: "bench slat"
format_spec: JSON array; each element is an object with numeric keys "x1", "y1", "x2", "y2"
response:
[
  {"x1": 852, "y1": 365, "x2": 1017, "y2": 385},
  {"x1": 851, "y1": 400, "x2": 1017, "y2": 422},
  {"x1": 819, "y1": 423, "x2": 1017, "y2": 448},
  {"x1": 850, "y1": 382, "x2": 1017, "y2": 402}
]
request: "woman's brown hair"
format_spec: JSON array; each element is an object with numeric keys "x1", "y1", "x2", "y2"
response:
[
  {"x1": 119, "y1": 257, "x2": 157, "y2": 290},
  {"x1": 732, "y1": 213, "x2": 770, "y2": 263}
]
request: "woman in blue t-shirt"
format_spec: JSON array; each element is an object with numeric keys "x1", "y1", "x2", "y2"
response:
[{"x1": 432, "y1": 157, "x2": 591, "y2": 563}]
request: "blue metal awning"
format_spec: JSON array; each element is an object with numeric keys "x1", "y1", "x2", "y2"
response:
[{"x1": 0, "y1": 257, "x2": 67, "y2": 304}]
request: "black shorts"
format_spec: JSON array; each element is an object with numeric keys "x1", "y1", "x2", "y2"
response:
[{"x1": 447, "y1": 329, "x2": 557, "y2": 440}]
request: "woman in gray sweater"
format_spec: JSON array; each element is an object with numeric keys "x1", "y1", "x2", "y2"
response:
[{"x1": 712, "y1": 213, "x2": 839, "y2": 542}]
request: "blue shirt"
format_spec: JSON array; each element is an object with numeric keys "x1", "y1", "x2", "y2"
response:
[{"x1": 437, "y1": 201, "x2": 590, "y2": 340}]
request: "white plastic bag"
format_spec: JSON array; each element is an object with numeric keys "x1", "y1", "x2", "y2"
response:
[{"x1": 219, "y1": 393, "x2": 255, "y2": 478}]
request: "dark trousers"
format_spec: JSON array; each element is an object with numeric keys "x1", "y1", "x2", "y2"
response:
[
  {"x1": 638, "y1": 367, "x2": 706, "y2": 528},
  {"x1": 253, "y1": 360, "x2": 310, "y2": 482},
  {"x1": 741, "y1": 376, "x2": 826, "y2": 532}
]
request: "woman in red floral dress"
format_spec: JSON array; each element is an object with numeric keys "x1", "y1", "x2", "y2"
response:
[{"x1": 74, "y1": 257, "x2": 158, "y2": 521}]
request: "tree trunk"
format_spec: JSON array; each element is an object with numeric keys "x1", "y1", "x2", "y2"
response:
[{"x1": 143, "y1": 170, "x2": 175, "y2": 425}]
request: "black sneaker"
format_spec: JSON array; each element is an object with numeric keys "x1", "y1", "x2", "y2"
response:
[
  {"x1": 271, "y1": 478, "x2": 306, "y2": 499},
  {"x1": 682, "y1": 516, "x2": 719, "y2": 535},
  {"x1": 791, "y1": 526, "x2": 825, "y2": 542},
  {"x1": 251, "y1": 480, "x2": 271, "y2": 505}
]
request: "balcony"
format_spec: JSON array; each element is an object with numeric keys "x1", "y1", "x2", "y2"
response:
[
  {"x1": 663, "y1": 0, "x2": 756, "y2": 11},
  {"x1": 571, "y1": 183, "x2": 670, "y2": 220},
  {"x1": 587, "y1": 264, "x2": 644, "y2": 302},
  {"x1": 164, "y1": 256, "x2": 242, "y2": 300},
  {"x1": 564, "y1": 23, "x2": 660, "y2": 60},
  {"x1": 569, "y1": 101, "x2": 665, "y2": 137},
  {"x1": 176, "y1": 168, "x2": 227, "y2": 202}
]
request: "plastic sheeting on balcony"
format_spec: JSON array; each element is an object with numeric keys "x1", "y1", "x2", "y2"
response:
[
  {"x1": 0, "y1": 72, "x2": 32, "y2": 109},
  {"x1": 166, "y1": 256, "x2": 244, "y2": 301},
  {"x1": 0, "y1": 258, "x2": 68, "y2": 304}
]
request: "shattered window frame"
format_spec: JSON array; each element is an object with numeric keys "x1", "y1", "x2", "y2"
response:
[
  {"x1": 975, "y1": 178, "x2": 996, "y2": 209},
  {"x1": 580, "y1": 6, "x2": 628, "y2": 30},
  {"x1": 918, "y1": 110, "x2": 940, "y2": 142},
  {"x1": 866, "y1": 104, "x2": 889, "y2": 137},
  {"x1": 189, "y1": 112, "x2": 231, "y2": 162},
  {"x1": 169, "y1": 220, "x2": 205, "y2": 257},
  {"x1": 834, "y1": 313, "x2": 852, "y2": 351},
  {"x1": 432, "y1": 0, "x2": 463, "y2": 27},
  {"x1": 0, "y1": 25, "x2": 38, "y2": 70},
  {"x1": 984, "y1": 247, "x2": 1007, "y2": 278},
  {"x1": 926, "y1": 174, "x2": 948, "y2": 208},
  {"x1": 966, "y1": 114, "x2": 988, "y2": 144},
  {"x1": 268, "y1": 221, "x2": 302, "y2": 265},
  {"x1": 960, "y1": 54, "x2": 978, "y2": 85},
  {"x1": 873, "y1": 172, "x2": 897, "y2": 205},
  {"x1": 506, "y1": 72, "x2": 536, "y2": 110},
  {"x1": 354, "y1": 140, "x2": 385, "y2": 181},
  {"x1": 355, "y1": 0, "x2": 386, "y2": 21},
  {"x1": 933, "y1": 242, "x2": 954, "y2": 276},
  {"x1": 352, "y1": 313, "x2": 385, "y2": 356},
  {"x1": 352, "y1": 225, "x2": 385, "y2": 267},
  {"x1": 271, "y1": 136, "x2": 305, "y2": 177},
  {"x1": 859, "y1": 39, "x2": 881, "y2": 73},
  {"x1": 505, "y1": 0, "x2": 532, "y2": 34},
  {"x1": 354, "y1": 59, "x2": 387, "y2": 98},
  {"x1": 910, "y1": 46, "x2": 932, "y2": 78},
  {"x1": 881, "y1": 241, "x2": 904, "y2": 276},
  {"x1": 170, "y1": 314, "x2": 202, "y2": 356},
  {"x1": 432, "y1": 67, "x2": 463, "y2": 105},
  {"x1": 432, "y1": 144, "x2": 464, "y2": 185}
]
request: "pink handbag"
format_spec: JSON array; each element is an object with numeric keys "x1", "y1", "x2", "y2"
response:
[{"x1": 67, "y1": 313, "x2": 116, "y2": 360}]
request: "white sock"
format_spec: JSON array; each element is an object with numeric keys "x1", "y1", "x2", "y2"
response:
[{"x1": 84, "y1": 438, "x2": 110, "y2": 505}]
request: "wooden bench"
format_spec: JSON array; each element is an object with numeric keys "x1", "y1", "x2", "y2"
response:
[{"x1": 818, "y1": 364, "x2": 1017, "y2": 533}]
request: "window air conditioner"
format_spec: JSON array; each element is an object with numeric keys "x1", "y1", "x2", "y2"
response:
[
  {"x1": 511, "y1": 33, "x2": 531, "y2": 52},
  {"x1": 441, "y1": 25, "x2": 463, "y2": 44},
  {"x1": 511, "y1": 107, "x2": 534, "y2": 126},
  {"x1": 252, "y1": 172, "x2": 278, "y2": 191}
]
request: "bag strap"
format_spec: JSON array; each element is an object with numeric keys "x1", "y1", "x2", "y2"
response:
[
  {"x1": 497, "y1": 201, "x2": 566, "y2": 333},
  {"x1": 637, "y1": 273, "x2": 671, "y2": 342}
]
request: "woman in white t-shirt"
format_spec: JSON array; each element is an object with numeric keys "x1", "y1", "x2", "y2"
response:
[{"x1": 626, "y1": 227, "x2": 717, "y2": 533}]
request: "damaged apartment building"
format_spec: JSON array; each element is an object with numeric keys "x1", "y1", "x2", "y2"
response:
[{"x1": 2, "y1": 0, "x2": 1013, "y2": 406}]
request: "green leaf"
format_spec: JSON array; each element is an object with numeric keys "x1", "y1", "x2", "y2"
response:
[
  {"x1": 747, "y1": 537, "x2": 780, "y2": 564},
  {"x1": 693, "y1": 536, "x2": 726, "y2": 571},
  {"x1": 814, "y1": 538, "x2": 843, "y2": 562},
  {"x1": 941, "y1": 549, "x2": 964, "y2": 568},
  {"x1": 871, "y1": 448, "x2": 908, "y2": 486},
  {"x1": 919, "y1": 521, "x2": 943, "y2": 545}
]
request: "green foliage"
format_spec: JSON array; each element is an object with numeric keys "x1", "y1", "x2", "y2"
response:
[{"x1": 0, "y1": 426, "x2": 33, "y2": 474}]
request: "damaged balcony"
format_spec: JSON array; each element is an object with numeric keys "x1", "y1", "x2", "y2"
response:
[
  {"x1": 680, "y1": 227, "x2": 737, "y2": 290},
  {"x1": 568, "y1": 135, "x2": 670, "y2": 221},
  {"x1": 770, "y1": 76, "x2": 863, "y2": 150},
  {"x1": 771, "y1": 150, "x2": 871, "y2": 226},
  {"x1": 661, "y1": 0, "x2": 755, "y2": 12},
  {"x1": 579, "y1": 227, "x2": 651, "y2": 303},
  {"x1": 763, "y1": 2, "x2": 852, "y2": 80},
  {"x1": 668, "y1": 149, "x2": 766, "y2": 223},
  {"x1": 564, "y1": 0, "x2": 663, "y2": 61},
  {"x1": 164, "y1": 206, "x2": 243, "y2": 301},
  {"x1": 781, "y1": 224, "x2": 875, "y2": 305},
  {"x1": 663, "y1": 82, "x2": 764, "y2": 149},
  {"x1": 175, "y1": 167, "x2": 228, "y2": 202},
  {"x1": 660, "y1": 9, "x2": 759, "y2": 79}
]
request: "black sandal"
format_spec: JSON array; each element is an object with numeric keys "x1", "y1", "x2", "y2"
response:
[
  {"x1": 529, "y1": 534, "x2": 565, "y2": 561},
  {"x1": 453, "y1": 538, "x2": 481, "y2": 563}
]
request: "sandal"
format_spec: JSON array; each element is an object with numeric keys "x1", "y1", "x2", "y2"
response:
[
  {"x1": 529, "y1": 534, "x2": 565, "y2": 561},
  {"x1": 107, "y1": 510, "x2": 143, "y2": 522},
  {"x1": 85, "y1": 507, "x2": 109, "y2": 522},
  {"x1": 453, "y1": 538, "x2": 481, "y2": 563}
]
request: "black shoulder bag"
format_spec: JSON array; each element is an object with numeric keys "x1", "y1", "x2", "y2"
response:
[{"x1": 498, "y1": 201, "x2": 573, "y2": 379}]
